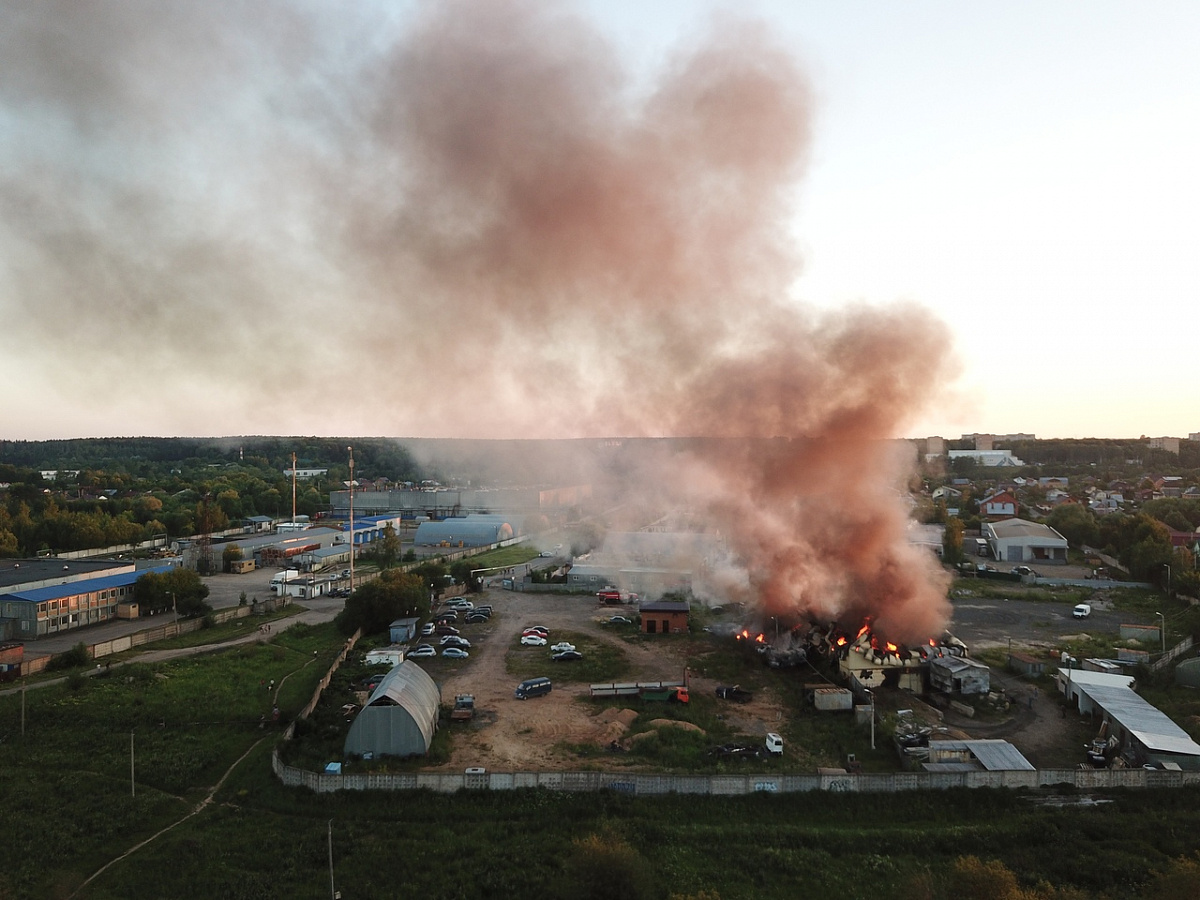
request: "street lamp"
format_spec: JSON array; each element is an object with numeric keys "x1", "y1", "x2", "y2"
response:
[
  {"x1": 1156, "y1": 611, "x2": 1166, "y2": 655},
  {"x1": 1164, "y1": 564, "x2": 1172, "y2": 598}
]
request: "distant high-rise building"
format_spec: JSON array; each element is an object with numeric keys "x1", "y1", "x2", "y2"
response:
[
  {"x1": 926, "y1": 436, "x2": 945, "y2": 456},
  {"x1": 1148, "y1": 437, "x2": 1180, "y2": 454}
]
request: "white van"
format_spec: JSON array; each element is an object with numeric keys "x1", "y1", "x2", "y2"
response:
[
  {"x1": 1073, "y1": 603, "x2": 1092, "y2": 619},
  {"x1": 765, "y1": 732, "x2": 784, "y2": 755}
]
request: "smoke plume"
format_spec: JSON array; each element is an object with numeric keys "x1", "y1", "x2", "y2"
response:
[{"x1": 0, "y1": 0, "x2": 957, "y2": 638}]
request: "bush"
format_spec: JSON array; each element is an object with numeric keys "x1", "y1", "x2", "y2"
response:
[{"x1": 47, "y1": 641, "x2": 91, "y2": 671}]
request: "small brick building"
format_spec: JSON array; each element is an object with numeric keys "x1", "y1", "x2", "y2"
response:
[{"x1": 638, "y1": 600, "x2": 689, "y2": 635}]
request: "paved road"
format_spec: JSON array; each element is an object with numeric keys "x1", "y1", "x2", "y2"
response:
[
  {"x1": 26, "y1": 567, "x2": 312, "y2": 657},
  {"x1": 949, "y1": 592, "x2": 1149, "y2": 652}
]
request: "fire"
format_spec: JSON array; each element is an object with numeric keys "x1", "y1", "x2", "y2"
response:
[
  {"x1": 929, "y1": 638, "x2": 937, "y2": 647},
  {"x1": 885, "y1": 642, "x2": 898, "y2": 653},
  {"x1": 755, "y1": 633, "x2": 765, "y2": 643},
  {"x1": 835, "y1": 636, "x2": 847, "y2": 647}
]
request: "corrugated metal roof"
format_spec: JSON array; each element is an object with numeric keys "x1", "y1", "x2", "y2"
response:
[
  {"x1": 929, "y1": 656, "x2": 990, "y2": 675},
  {"x1": 9, "y1": 564, "x2": 177, "y2": 604},
  {"x1": 1079, "y1": 683, "x2": 1200, "y2": 756},
  {"x1": 344, "y1": 661, "x2": 441, "y2": 758},
  {"x1": 930, "y1": 739, "x2": 1035, "y2": 771}
]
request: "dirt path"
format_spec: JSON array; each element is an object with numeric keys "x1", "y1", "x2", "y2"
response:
[{"x1": 69, "y1": 737, "x2": 267, "y2": 898}]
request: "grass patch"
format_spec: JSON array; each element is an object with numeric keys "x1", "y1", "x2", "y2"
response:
[
  {"x1": 457, "y1": 546, "x2": 541, "y2": 570},
  {"x1": 505, "y1": 630, "x2": 632, "y2": 683}
]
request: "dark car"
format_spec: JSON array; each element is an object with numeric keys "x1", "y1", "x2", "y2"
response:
[
  {"x1": 439, "y1": 636, "x2": 471, "y2": 649},
  {"x1": 551, "y1": 650, "x2": 583, "y2": 662},
  {"x1": 434, "y1": 612, "x2": 458, "y2": 624},
  {"x1": 715, "y1": 685, "x2": 754, "y2": 703},
  {"x1": 435, "y1": 625, "x2": 460, "y2": 636},
  {"x1": 466, "y1": 612, "x2": 490, "y2": 623}
]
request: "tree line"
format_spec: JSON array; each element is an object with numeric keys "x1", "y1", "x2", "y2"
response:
[{"x1": 0, "y1": 438, "x2": 421, "y2": 557}]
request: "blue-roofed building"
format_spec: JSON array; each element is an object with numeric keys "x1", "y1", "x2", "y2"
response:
[
  {"x1": 414, "y1": 517, "x2": 514, "y2": 548},
  {"x1": 1, "y1": 563, "x2": 178, "y2": 640}
]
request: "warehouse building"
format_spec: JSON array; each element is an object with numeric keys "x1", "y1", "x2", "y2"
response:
[
  {"x1": 981, "y1": 518, "x2": 1069, "y2": 565},
  {"x1": 414, "y1": 516, "x2": 514, "y2": 548},
  {"x1": 343, "y1": 661, "x2": 441, "y2": 759}
]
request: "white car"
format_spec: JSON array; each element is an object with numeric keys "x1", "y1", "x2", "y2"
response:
[
  {"x1": 408, "y1": 644, "x2": 437, "y2": 658},
  {"x1": 520, "y1": 634, "x2": 547, "y2": 646},
  {"x1": 441, "y1": 647, "x2": 469, "y2": 659},
  {"x1": 550, "y1": 642, "x2": 576, "y2": 653},
  {"x1": 445, "y1": 600, "x2": 474, "y2": 611}
]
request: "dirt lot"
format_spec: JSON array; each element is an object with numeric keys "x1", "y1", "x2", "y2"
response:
[
  {"x1": 418, "y1": 588, "x2": 775, "y2": 772},
  {"x1": 410, "y1": 585, "x2": 1093, "y2": 773}
]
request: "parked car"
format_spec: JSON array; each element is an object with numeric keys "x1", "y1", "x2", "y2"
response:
[
  {"x1": 607, "y1": 615, "x2": 631, "y2": 625},
  {"x1": 522, "y1": 625, "x2": 549, "y2": 635},
  {"x1": 715, "y1": 685, "x2": 754, "y2": 703},
  {"x1": 408, "y1": 644, "x2": 437, "y2": 658},
  {"x1": 520, "y1": 634, "x2": 548, "y2": 646},
  {"x1": 474, "y1": 605, "x2": 493, "y2": 613},
  {"x1": 466, "y1": 614, "x2": 490, "y2": 624},
  {"x1": 440, "y1": 636, "x2": 471, "y2": 648},
  {"x1": 550, "y1": 642, "x2": 576, "y2": 653},
  {"x1": 435, "y1": 625, "x2": 460, "y2": 636},
  {"x1": 433, "y1": 612, "x2": 458, "y2": 624},
  {"x1": 445, "y1": 599, "x2": 474, "y2": 611},
  {"x1": 420, "y1": 622, "x2": 435, "y2": 636},
  {"x1": 552, "y1": 650, "x2": 583, "y2": 662},
  {"x1": 441, "y1": 647, "x2": 469, "y2": 659}
]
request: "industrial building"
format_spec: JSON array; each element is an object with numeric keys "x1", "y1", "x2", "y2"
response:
[
  {"x1": 1058, "y1": 668, "x2": 1200, "y2": 770},
  {"x1": 343, "y1": 661, "x2": 441, "y2": 759},
  {"x1": 414, "y1": 516, "x2": 514, "y2": 548},
  {"x1": 981, "y1": 518, "x2": 1069, "y2": 565},
  {"x1": 922, "y1": 739, "x2": 1035, "y2": 772},
  {"x1": 928, "y1": 656, "x2": 991, "y2": 696},
  {"x1": 0, "y1": 558, "x2": 179, "y2": 640}
]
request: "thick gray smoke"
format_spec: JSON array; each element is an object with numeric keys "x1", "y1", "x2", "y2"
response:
[{"x1": 1, "y1": 1, "x2": 957, "y2": 639}]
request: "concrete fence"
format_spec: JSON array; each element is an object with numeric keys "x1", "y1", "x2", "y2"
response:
[{"x1": 271, "y1": 758, "x2": 1200, "y2": 795}]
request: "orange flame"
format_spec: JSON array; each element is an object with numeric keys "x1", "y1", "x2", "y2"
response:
[
  {"x1": 929, "y1": 638, "x2": 937, "y2": 647},
  {"x1": 835, "y1": 636, "x2": 847, "y2": 647},
  {"x1": 755, "y1": 633, "x2": 765, "y2": 643},
  {"x1": 885, "y1": 642, "x2": 898, "y2": 653}
]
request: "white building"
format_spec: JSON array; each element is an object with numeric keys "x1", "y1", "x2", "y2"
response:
[{"x1": 982, "y1": 518, "x2": 1069, "y2": 565}]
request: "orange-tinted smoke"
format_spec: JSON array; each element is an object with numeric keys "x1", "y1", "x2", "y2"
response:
[{"x1": 2, "y1": 0, "x2": 957, "y2": 635}]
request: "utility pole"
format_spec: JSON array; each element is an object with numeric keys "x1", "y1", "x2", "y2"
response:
[
  {"x1": 328, "y1": 819, "x2": 337, "y2": 900},
  {"x1": 130, "y1": 731, "x2": 136, "y2": 798},
  {"x1": 291, "y1": 451, "x2": 298, "y2": 526},
  {"x1": 347, "y1": 447, "x2": 355, "y2": 591}
]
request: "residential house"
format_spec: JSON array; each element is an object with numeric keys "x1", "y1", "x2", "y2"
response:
[{"x1": 981, "y1": 490, "x2": 1018, "y2": 519}]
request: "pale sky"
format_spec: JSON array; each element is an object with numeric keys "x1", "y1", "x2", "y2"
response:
[
  {"x1": 581, "y1": 1, "x2": 1200, "y2": 441},
  {"x1": 2, "y1": 1, "x2": 1197, "y2": 441}
]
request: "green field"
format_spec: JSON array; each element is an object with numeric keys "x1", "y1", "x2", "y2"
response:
[{"x1": 4, "y1": 624, "x2": 1200, "y2": 899}]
